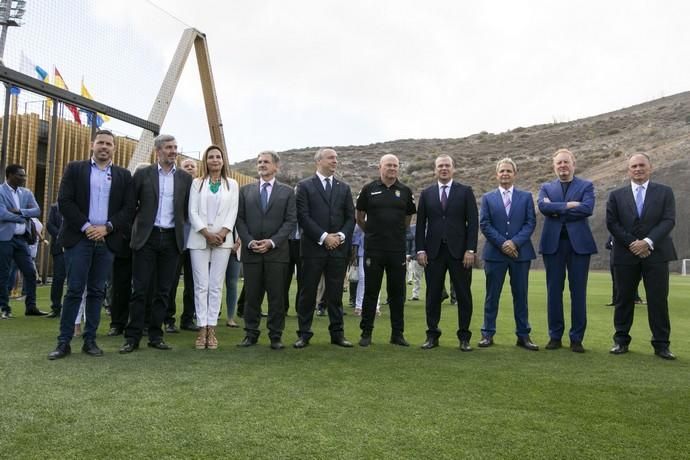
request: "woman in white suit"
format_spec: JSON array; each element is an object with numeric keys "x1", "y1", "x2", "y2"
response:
[{"x1": 187, "y1": 145, "x2": 239, "y2": 349}]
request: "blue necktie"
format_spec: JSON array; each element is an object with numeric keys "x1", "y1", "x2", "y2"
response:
[
  {"x1": 261, "y1": 183, "x2": 269, "y2": 211},
  {"x1": 635, "y1": 185, "x2": 644, "y2": 217}
]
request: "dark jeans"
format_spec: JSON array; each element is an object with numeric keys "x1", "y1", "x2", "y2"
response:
[
  {"x1": 125, "y1": 231, "x2": 180, "y2": 345},
  {"x1": 0, "y1": 237, "x2": 37, "y2": 313},
  {"x1": 58, "y1": 239, "x2": 114, "y2": 344},
  {"x1": 359, "y1": 250, "x2": 406, "y2": 337},
  {"x1": 50, "y1": 252, "x2": 66, "y2": 311}
]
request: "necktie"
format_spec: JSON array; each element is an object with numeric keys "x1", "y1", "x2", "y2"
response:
[
  {"x1": 440, "y1": 185, "x2": 448, "y2": 211},
  {"x1": 503, "y1": 190, "x2": 511, "y2": 215},
  {"x1": 261, "y1": 182, "x2": 269, "y2": 211},
  {"x1": 324, "y1": 177, "x2": 332, "y2": 199},
  {"x1": 635, "y1": 185, "x2": 644, "y2": 217}
]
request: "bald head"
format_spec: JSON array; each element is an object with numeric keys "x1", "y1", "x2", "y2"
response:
[
  {"x1": 628, "y1": 153, "x2": 652, "y2": 185},
  {"x1": 379, "y1": 154, "x2": 399, "y2": 185}
]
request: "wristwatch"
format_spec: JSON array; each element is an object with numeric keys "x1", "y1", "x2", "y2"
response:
[
  {"x1": 466, "y1": 250, "x2": 475, "y2": 254},
  {"x1": 105, "y1": 222, "x2": 114, "y2": 234}
]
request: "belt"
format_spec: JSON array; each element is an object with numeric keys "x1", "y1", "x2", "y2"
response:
[{"x1": 152, "y1": 226, "x2": 175, "y2": 233}]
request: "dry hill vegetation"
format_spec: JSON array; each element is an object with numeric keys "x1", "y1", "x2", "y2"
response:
[{"x1": 232, "y1": 92, "x2": 690, "y2": 270}]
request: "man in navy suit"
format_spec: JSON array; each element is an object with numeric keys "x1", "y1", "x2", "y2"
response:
[
  {"x1": 607, "y1": 153, "x2": 677, "y2": 360},
  {"x1": 293, "y1": 148, "x2": 355, "y2": 348},
  {"x1": 416, "y1": 154, "x2": 478, "y2": 351},
  {"x1": 478, "y1": 158, "x2": 538, "y2": 350},
  {"x1": 538, "y1": 149, "x2": 597, "y2": 353},
  {"x1": 236, "y1": 151, "x2": 297, "y2": 350},
  {"x1": 0, "y1": 164, "x2": 45, "y2": 319},
  {"x1": 48, "y1": 130, "x2": 134, "y2": 360}
]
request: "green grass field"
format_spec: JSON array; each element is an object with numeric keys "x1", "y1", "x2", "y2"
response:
[{"x1": 1, "y1": 270, "x2": 688, "y2": 459}]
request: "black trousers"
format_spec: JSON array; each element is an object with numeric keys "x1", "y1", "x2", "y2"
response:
[
  {"x1": 359, "y1": 250, "x2": 406, "y2": 337},
  {"x1": 125, "y1": 231, "x2": 180, "y2": 345},
  {"x1": 283, "y1": 239, "x2": 301, "y2": 314},
  {"x1": 613, "y1": 261, "x2": 671, "y2": 350},
  {"x1": 242, "y1": 261, "x2": 288, "y2": 341},
  {"x1": 166, "y1": 249, "x2": 195, "y2": 326},
  {"x1": 424, "y1": 244, "x2": 472, "y2": 341},
  {"x1": 296, "y1": 256, "x2": 347, "y2": 340},
  {"x1": 50, "y1": 252, "x2": 66, "y2": 311},
  {"x1": 109, "y1": 254, "x2": 132, "y2": 331}
]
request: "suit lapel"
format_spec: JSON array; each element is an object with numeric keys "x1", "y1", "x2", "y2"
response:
[
  {"x1": 150, "y1": 166, "x2": 160, "y2": 210},
  {"x1": 313, "y1": 175, "x2": 329, "y2": 206}
]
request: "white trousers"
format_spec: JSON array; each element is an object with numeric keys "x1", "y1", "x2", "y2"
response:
[
  {"x1": 190, "y1": 247, "x2": 232, "y2": 327},
  {"x1": 407, "y1": 259, "x2": 423, "y2": 297}
]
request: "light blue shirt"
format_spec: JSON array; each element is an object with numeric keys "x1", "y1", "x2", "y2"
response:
[
  {"x1": 155, "y1": 164, "x2": 176, "y2": 229},
  {"x1": 85, "y1": 159, "x2": 112, "y2": 229}
]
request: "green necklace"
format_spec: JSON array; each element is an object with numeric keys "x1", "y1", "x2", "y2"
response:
[{"x1": 209, "y1": 178, "x2": 221, "y2": 193}]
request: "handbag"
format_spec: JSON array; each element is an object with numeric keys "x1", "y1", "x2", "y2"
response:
[{"x1": 347, "y1": 264, "x2": 359, "y2": 282}]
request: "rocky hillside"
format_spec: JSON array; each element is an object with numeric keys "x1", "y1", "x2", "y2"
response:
[{"x1": 232, "y1": 92, "x2": 690, "y2": 271}]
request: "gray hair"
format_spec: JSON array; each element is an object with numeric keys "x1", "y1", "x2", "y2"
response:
[
  {"x1": 314, "y1": 148, "x2": 336, "y2": 162},
  {"x1": 496, "y1": 158, "x2": 518, "y2": 173},
  {"x1": 154, "y1": 134, "x2": 176, "y2": 150},
  {"x1": 258, "y1": 150, "x2": 280, "y2": 164}
]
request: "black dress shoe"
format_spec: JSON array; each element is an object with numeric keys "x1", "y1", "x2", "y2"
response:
[
  {"x1": 459, "y1": 340, "x2": 473, "y2": 352},
  {"x1": 609, "y1": 343, "x2": 629, "y2": 355},
  {"x1": 570, "y1": 341, "x2": 585, "y2": 353},
  {"x1": 293, "y1": 338, "x2": 310, "y2": 349},
  {"x1": 46, "y1": 309, "x2": 61, "y2": 318},
  {"x1": 180, "y1": 323, "x2": 200, "y2": 332},
  {"x1": 119, "y1": 342, "x2": 139, "y2": 353},
  {"x1": 48, "y1": 343, "x2": 71, "y2": 360},
  {"x1": 545, "y1": 339, "x2": 562, "y2": 350},
  {"x1": 107, "y1": 327, "x2": 123, "y2": 337},
  {"x1": 25, "y1": 308, "x2": 49, "y2": 316},
  {"x1": 165, "y1": 323, "x2": 179, "y2": 333},
  {"x1": 82, "y1": 341, "x2": 104, "y2": 357},
  {"x1": 478, "y1": 336, "x2": 494, "y2": 348},
  {"x1": 390, "y1": 335, "x2": 410, "y2": 347},
  {"x1": 359, "y1": 335, "x2": 372, "y2": 347},
  {"x1": 331, "y1": 337, "x2": 354, "y2": 348},
  {"x1": 516, "y1": 336, "x2": 539, "y2": 351},
  {"x1": 270, "y1": 340, "x2": 285, "y2": 350},
  {"x1": 655, "y1": 348, "x2": 676, "y2": 360},
  {"x1": 421, "y1": 338, "x2": 439, "y2": 349},
  {"x1": 148, "y1": 341, "x2": 172, "y2": 350},
  {"x1": 237, "y1": 337, "x2": 257, "y2": 347}
]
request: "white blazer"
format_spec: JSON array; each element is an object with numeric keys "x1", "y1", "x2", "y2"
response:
[{"x1": 187, "y1": 177, "x2": 239, "y2": 250}]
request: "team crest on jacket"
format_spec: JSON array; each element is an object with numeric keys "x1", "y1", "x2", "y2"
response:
[
  {"x1": 395, "y1": 190, "x2": 401, "y2": 198},
  {"x1": 365, "y1": 258, "x2": 371, "y2": 267}
]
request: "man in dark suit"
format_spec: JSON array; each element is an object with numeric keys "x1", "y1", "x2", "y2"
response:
[
  {"x1": 46, "y1": 202, "x2": 65, "y2": 318},
  {"x1": 293, "y1": 148, "x2": 355, "y2": 349},
  {"x1": 236, "y1": 151, "x2": 296, "y2": 350},
  {"x1": 478, "y1": 158, "x2": 538, "y2": 350},
  {"x1": 538, "y1": 148, "x2": 597, "y2": 353},
  {"x1": 48, "y1": 130, "x2": 134, "y2": 360},
  {"x1": 0, "y1": 164, "x2": 45, "y2": 319},
  {"x1": 357, "y1": 154, "x2": 416, "y2": 347},
  {"x1": 416, "y1": 154, "x2": 478, "y2": 351},
  {"x1": 606, "y1": 153, "x2": 677, "y2": 360},
  {"x1": 119, "y1": 134, "x2": 192, "y2": 353}
]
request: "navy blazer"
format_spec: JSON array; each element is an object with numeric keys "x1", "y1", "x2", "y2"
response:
[
  {"x1": 606, "y1": 181, "x2": 677, "y2": 264},
  {"x1": 537, "y1": 176, "x2": 597, "y2": 255},
  {"x1": 296, "y1": 175, "x2": 354, "y2": 259},
  {"x1": 57, "y1": 160, "x2": 134, "y2": 254},
  {"x1": 480, "y1": 188, "x2": 536, "y2": 262},
  {"x1": 415, "y1": 181, "x2": 478, "y2": 260}
]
